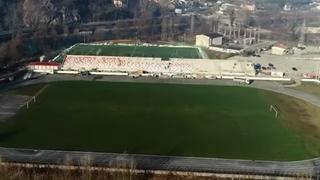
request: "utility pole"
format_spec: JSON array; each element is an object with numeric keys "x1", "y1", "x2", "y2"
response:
[
  {"x1": 257, "y1": 26, "x2": 261, "y2": 43},
  {"x1": 217, "y1": 21, "x2": 220, "y2": 33},
  {"x1": 249, "y1": 29, "x2": 252, "y2": 45},
  {"x1": 233, "y1": 25, "x2": 236, "y2": 40},
  {"x1": 238, "y1": 23, "x2": 241, "y2": 42},
  {"x1": 161, "y1": 17, "x2": 168, "y2": 41},
  {"x1": 243, "y1": 29, "x2": 247, "y2": 45},
  {"x1": 298, "y1": 19, "x2": 306, "y2": 47},
  {"x1": 213, "y1": 23, "x2": 216, "y2": 33},
  {"x1": 169, "y1": 16, "x2": 174, "y2": 40},
  {"x1": 228, "y1": 23, "x2": 232, "y2": 40},
  {"x1": 254, "y1": 28, "x2": 257, "y2": 44},
  {"x1": 190, "y1": 13, "x2": 195, "y2": 36}
]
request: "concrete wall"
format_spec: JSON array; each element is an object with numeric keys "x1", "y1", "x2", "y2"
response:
[
  {"x1": 211, "y1": 36, "x2": 223, "y2": 46},
  {"x1": 301, "y1": 79, "x2": 320, "y2": 83}
]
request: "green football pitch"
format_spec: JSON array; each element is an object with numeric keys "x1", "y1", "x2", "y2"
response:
[
  {"x1": 2, "y1": 81, "x2": 320, "y2": 161},
  {"x1": 66, "y1": 44, "x2": 202, "y2": 59}
]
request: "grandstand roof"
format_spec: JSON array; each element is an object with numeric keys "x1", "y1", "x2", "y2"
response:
[{"x1": 29, "y1": 62, "x2": 60, "y2": 66}]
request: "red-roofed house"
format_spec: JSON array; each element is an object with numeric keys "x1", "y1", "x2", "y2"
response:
[{"x1": 28, "y1": 62, "x2": 60, "y2": 73}]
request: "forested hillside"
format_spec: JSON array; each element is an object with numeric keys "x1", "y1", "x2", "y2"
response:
[
  {"x1": 0, "y1": 0, "x2": 141, "y2": 31},
  {"x1": 0, "y1": 0, "x2": 164, "y2": 67}
]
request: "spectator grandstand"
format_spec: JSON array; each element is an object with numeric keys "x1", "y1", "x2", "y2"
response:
[{"x1": 62, "y1": 55, "x2": 256, "y2": 76}]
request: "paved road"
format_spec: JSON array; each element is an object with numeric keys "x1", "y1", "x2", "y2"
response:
[
  {"x1": 250, "y1": 81, "x2": 320, "y2": 108},
  {"x1": 1, "y1": 75, "x2": 320, "y2": 178}
]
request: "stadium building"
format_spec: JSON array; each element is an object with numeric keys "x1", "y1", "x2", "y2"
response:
[
  {"x1": 62, "y1": 55, "x2": 255, "y2": 76},
  {"x1": 38, "y1": 43, "x2": 256, "y2": 77}
]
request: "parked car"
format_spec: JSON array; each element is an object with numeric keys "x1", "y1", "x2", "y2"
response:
[
  {"x1": 254, "y1": 63, "x2": 261, "y2": 70},
  {"x1": 292, "y1": 67, "x2": 298, "y2": 71}
]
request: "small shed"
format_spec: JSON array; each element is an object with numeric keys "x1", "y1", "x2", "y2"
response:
[{"x1": 195, "y1": 33, "x2": 223, "y2": 48}]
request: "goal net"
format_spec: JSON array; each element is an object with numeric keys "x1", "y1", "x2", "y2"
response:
[{"x1": 269, "y1": 105, "x2": 279, "y2": 118}]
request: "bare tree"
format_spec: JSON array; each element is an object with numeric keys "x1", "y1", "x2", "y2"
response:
[
  {"x1": 114, "y1": 20, "x2": 129, "y2": 39},
  {"x1": 135, "y1": 0, "x2": 153, "y2": 40},
  {"x1": 228, "y1": 8, "x2": 236, "y2": 40},
  {"x1": 6, "y1": 2, "x2": 23, "y2": 37},
  {"x1": 23, "y1": 0, "x2": 57, "y2": 30},
  {"x1": 161, "y1": 17, "x2": 168, "y2": 40}
]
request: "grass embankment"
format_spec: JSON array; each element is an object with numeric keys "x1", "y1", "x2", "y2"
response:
[
  {"x1": 293, "y1": 82, "x2": 320, "y2": 97},
  {"x1": 204, "y1": 49, "x2": 236, "y2": 59},
  {"x1": 1, "y1": 81, "x2": 320, "y2": 161}
]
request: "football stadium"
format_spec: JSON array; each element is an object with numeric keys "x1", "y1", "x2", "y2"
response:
[
  {"x1": 50, "y1": 43, "x2": 256, "y2": 77},
  {"x1": 2, "y1": 43, "x2": 319, "y2": 162}
]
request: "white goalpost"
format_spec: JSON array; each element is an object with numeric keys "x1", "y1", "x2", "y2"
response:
[
  {"x1": 25, "y1": 85, "x2": 48, "y2": 109},
  {"x1": 26, "y1": 96, "x2": 36, "y2": 109},
  {"x1": 269, "y1": 105, "x2": 279, "y2": 118}
]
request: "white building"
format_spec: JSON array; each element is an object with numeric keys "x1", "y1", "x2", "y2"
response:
[
  {"x1": 283, "y1": 3, "x2": 292, "y2": 11},
  {"x1": 241, "y1": 3, "x2": 256, "y2": 11},
  {"x1": 271, "y1": 45, "x2": 289, "y2": 55},
  {"x1": 195, "y1": 34, "x2": 223, "y2": 48},
  {"x1": 113, "y1": 0, "x2": 124, "y2": 8},
  {"x1": 240, "y1": 0, "x2": 256, "y2": 11},
  {"x1": 305, "y1": 27, "x2": 320, "y2": 34},
  {"x1": 28, "y1": 62, "x2": 60, "y2": 74}
]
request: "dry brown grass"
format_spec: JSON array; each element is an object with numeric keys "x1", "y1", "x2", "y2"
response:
[
  {"x1": 293, "y1": 82, "x2": 320, "y2": 97},
  {"x1": 268, "y1": 92, "x2": 320, "y2": 155},
  {"x1": 0, "y1": 154, "x2": 228, "y2": 180},
  {"x1": 0, "y1": 164, "x2": 232, "y2": 180},
  {"x1": 204, "y1": 49, "x2": 236, "y2": 59}
]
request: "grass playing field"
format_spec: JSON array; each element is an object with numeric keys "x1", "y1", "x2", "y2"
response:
[
  {"x1": 66, "y1": 44, "x2": 202, "y2": 59},
  {"x1": 1, "y1": 81, "x2": 320, "y2": 161}
]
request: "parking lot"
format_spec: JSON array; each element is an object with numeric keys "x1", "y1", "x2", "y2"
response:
[{"x1": 230, "y1": 48, "x2": 320, "y2": 78}]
